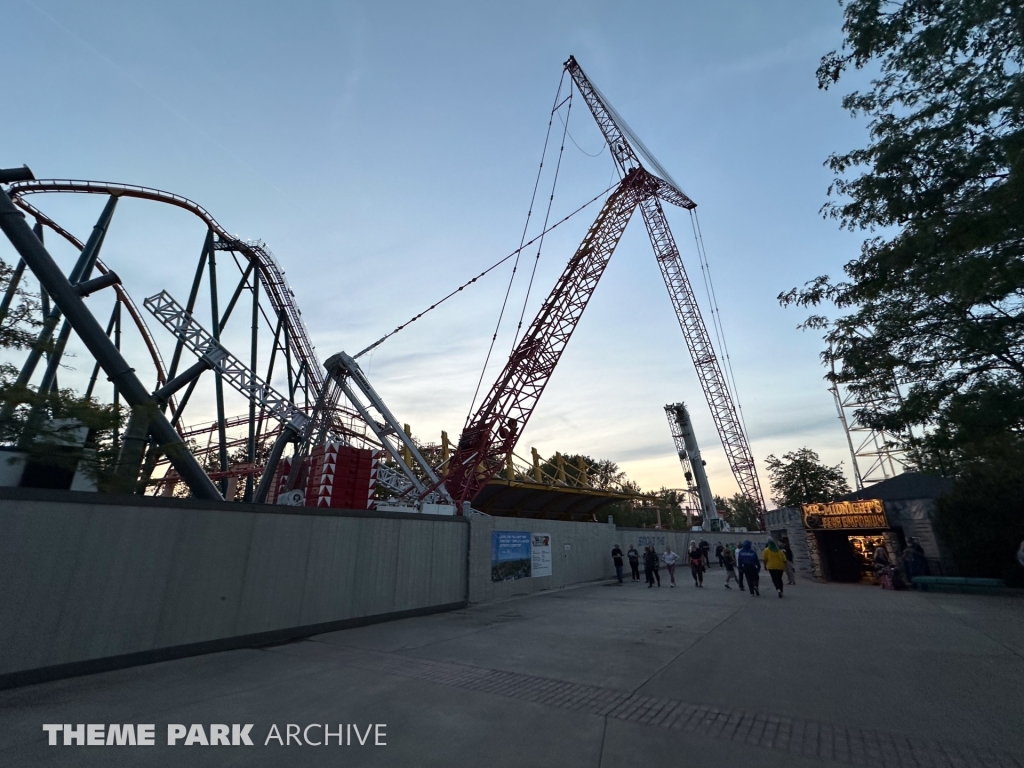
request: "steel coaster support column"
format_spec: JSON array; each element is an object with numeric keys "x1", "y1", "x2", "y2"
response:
[
  {"x1": 166, "y1": 232, "x2": 211, "y2": 384},
  {"x1": 0, "y1": 219, "x2": 39, "y2": 325},
  {"x1": 284, "y1": 323, "x2": 293, "y2": 398},
  {"x1": 218, "y1": 260, "x2": 255, "y2": 333},
  {"x1": 253, "y1": 313, "x2": 284, "y2": 459},
  {"x1": 638, "y1": 191, "x2": 766, "y2": 520},
  {"x1": 110, "y1": 403, "x2": 155, "y2": 493},
  {"x1": 85, "y1": 303, "x2": 119, "y2": 398},
  {"x1": 112, "y1": 302, "x2": 122, "y2": 453},
  {"x1": 27, "y1": 196, "x2": 118, "y2": 376},
  {"x1": 170, "y1": 377, "x2": 200, "y2": 427},
  {"x1": 0, "y1": 257, "x2": 27, "y2": 326},
  {"x1": 138, "y1": 231, "x2": 209, "y2": 491},
  {"x1": 245, "y1": 271, "x2": 259, "y2": 502},
  {"x1": 253, "y1": 424, "x2": 296, "y2": 504},
  {"x1": 0, "y1": 179, "x2": 222, "y2": 500},
  {"x1": 445, "y1": 171, "x2": 641, "y2": 507},
  {"x1": 208, "y1": 247, "x2": 229, "y2": 493},
  {"x1": 281, "y1": 372, "x2": 335, "y2": 495},
  {"x1": 325, "y1": 351, "x2": 451, "y2": 502},
  {"x1": 1, "y1": 196, "x2": 118, "y2": 424}
]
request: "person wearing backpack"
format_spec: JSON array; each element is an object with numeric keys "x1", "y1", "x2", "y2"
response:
[
  {"x1": 627, "y1": 545, "x2": 641, "y2": 582},
  {"x1": 687, "y1": 541, "x2": 705, "y2": 587},
  {"x1": 643, "y1": 546, "x2": 660, "y2": 588},
  {"x1": 736, "y1": 540, "x2": 761, "y2": 596},
  {"x1": 722, "y1": 546, "x2": 738, "y2": 589}
]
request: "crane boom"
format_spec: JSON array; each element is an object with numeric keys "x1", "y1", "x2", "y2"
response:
[
  {"x1": 445, "y1": 170, "x2": 641, "y2": 506},
  {"x1": 639, "y1": 194, "x2": 766, "y2": 514},
  {"x1": 565, "y1": 55, "x2": 767, "y2": 520},
  {"x1": 665, "y1": 402, "x2": 718, "y2": 526}
]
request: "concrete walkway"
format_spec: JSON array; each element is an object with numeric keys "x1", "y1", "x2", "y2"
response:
[{"x1": 2, "y1": 573, "x2": 1022, "y2": 767}]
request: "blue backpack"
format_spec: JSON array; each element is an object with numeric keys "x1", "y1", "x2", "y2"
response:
[{"x1": 737, "y1": 549, "x2": 759, "y2": 568}]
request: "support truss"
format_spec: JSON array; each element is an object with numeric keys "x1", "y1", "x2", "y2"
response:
[{"x1": 144, "y1": 290, "x2": 310, "y2": 434}]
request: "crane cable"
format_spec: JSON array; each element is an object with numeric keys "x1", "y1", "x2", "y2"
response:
[
  {"x1": 688, "y1": 208, "x2": 753, "y2": 444},
  {"x1": 463, "y1": 71, "x2": 568, "y2": 424},
  {"x1": 352, "y1": 181, "x2": 617, "y2": 361},
  {"x1": 511, "y1": 82, "x2": 573, "y2": 349}
]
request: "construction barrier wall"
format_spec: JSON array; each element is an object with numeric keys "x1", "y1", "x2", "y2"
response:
[
  {"x1": 0, "y1": 488, "x2": 467, "y2": 689},
  {"x1": 0, "y1": 487, "x2": 775, "y2": 688}
]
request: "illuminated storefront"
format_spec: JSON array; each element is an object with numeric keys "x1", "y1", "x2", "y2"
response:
[
  {"x1": 764, "y1": 473, "x2": 958, "y2": 583},
  {"x1": 800, "y1": 500, "x2": 894, "y2": 582},
  {"x1": 765, "y1": 499, "x2": 899, "y2": 583}
]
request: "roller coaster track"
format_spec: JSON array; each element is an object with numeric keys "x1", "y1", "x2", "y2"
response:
[{"x1": 7, "y1": 179, "x2": 323, "y2": 397}]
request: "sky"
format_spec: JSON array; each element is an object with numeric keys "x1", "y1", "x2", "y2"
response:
[{"x1": 0, "y1": 0, "x2": 878, "y2": 503}]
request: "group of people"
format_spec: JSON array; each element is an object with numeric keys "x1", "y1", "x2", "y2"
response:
[
  {"x1": 871, "y1": 537, "x2": 930, "y2": 589},
  {"x1": 611, "y1": 544, "x2": 682, "y2": 587},
  {"x1": 611, "y1": 538, "x2": 797, "y2": 598}
]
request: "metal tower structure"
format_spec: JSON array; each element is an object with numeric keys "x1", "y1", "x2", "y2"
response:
[
  {"x1": 444, "y1": 57, "x2": 767, "y2": 520},
  {"x1": 828, "y1": 370, "x2": 909, "y2": 490}
]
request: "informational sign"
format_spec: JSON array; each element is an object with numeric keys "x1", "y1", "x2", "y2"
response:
[
  {"x1": 802, "y1": 499, "x2": 887, "y2": 530},
  {"x1": 491, "y1": 531, "x2": 532, "y2": 581},
  {"x1": 532, "y1": 533, "x2": 552, "y2": 577}
]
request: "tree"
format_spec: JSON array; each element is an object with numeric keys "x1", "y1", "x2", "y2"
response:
[
  {"x1": 718, "y1": 493, "x2": 761, "y2": 531},
  {"x1": 0, "y1": 256, "x2": 122, "y2": 490},
  {"x1": 0, "y1": 256, "x2": 41, "y2": 349},
  {"x1": 764, "y1": 448, "x2": 851, "y2": 508},
  {"x1": 935, "y1": 440, "x2": 1024, "y2": 581},
  {"x1": 779, "y1": 0, "x2": 1024, "y2": 468},
  {"x1": 607, "y1": 487, "x2": 690, "y2": 530}
]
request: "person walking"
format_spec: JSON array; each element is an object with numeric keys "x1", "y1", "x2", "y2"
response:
[
  {"x1": 643, "y1": 546, "x2": 658, "y2": 588},
  {"x1": 736, "y1": 540, "x2": 761, "y2": 596},
  {"x1": 763, "y1": 538, "x2": 788, "y2": 598},
  {"x1": 652, "y1": 547, "x2": 662, "y2": 587},
  {"x1": 627, "y1": 545, "x2": 641, "y2": 582},
  {"x1": 715, "y1": 542, "x2": 725, "y2": 568},
  {"x1": 782, "y1": 540, "x2": 796, "y2": 585},
  {"x1": 664, "y1": 546, "x2": 680, "y2": 587},
  {"x1": 699, "y1": 539, "x2": 711, "y2": 566},
  {"x1": 687, "y1": 541, "x2": 705, "y2": 587},
  {"x1": 611, "y1": 544, "x2": 624, "y2": 585},
  {"x1": 873, "y1": 544, "x2": 893, "y2": 589},
  {"x1": 722, "y1": 545, "x2": 738, "y2": 589}
]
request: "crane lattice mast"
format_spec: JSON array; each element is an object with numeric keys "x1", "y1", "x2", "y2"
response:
[
  {"x1": 445, "y1": 57, "x2": 766, "y2": 525},
  {"x1": 565, "y1": 55, "x2": 766, "y2": 523}
]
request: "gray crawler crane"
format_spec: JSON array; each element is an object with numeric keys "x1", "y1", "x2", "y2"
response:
[{"x1": 665, "y1": 402, "x2": 727, "y2": 532}]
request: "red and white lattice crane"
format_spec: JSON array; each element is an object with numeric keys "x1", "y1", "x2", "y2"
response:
[{"x1": 445, "y1": 56, "x2": 766, "y2": 525}]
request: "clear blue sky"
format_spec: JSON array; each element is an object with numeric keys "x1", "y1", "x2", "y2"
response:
[{"x1": 2, "y1": 0, "x2": 874, "y2": 501}]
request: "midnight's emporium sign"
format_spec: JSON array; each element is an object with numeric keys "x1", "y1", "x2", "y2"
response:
[{"x1": 802, "y1": 500, "x2": 887, "y2": 530}]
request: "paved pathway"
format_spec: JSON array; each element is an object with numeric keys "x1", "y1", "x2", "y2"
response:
[{"x1": 2, "y1": 573, "x2": 1022, "y2": 767}]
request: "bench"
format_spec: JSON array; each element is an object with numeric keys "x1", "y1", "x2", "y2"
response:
[{"x1": 912, "y1": 576, "x2": 1009, "y2": 594}]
